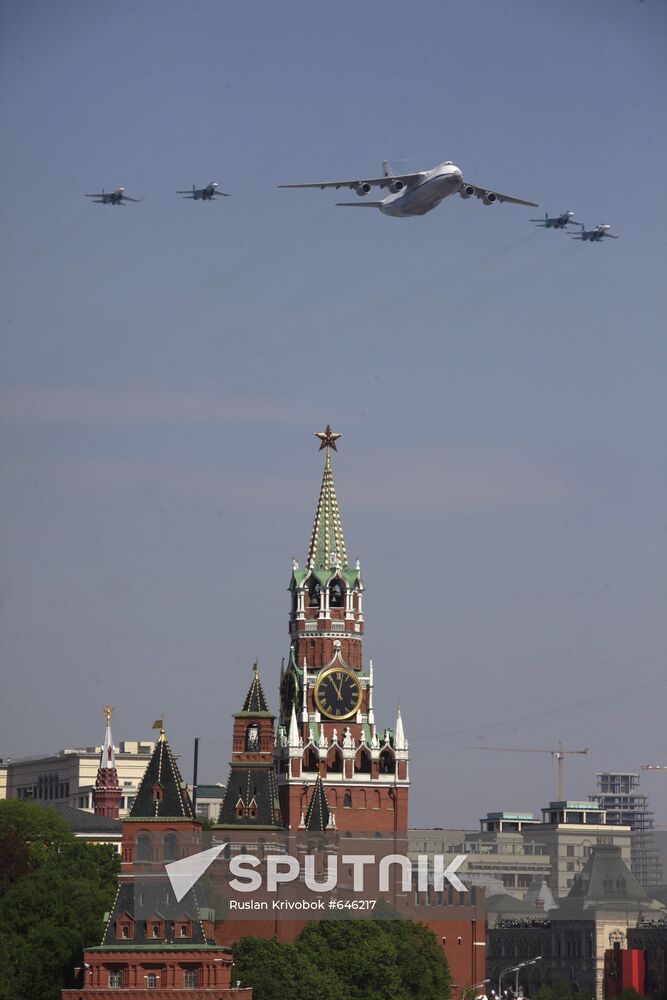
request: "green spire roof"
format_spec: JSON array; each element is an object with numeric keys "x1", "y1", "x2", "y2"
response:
[{"x1": 307, "y1": 447, "x2": 348, "y2": 571}]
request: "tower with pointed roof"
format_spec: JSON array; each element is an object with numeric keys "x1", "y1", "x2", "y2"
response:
[
  {"x1": 277, "y1": 427, "x2": 409, "y2": 832},
  {"x1": 216, "y1": 663, "x2": 283, "y2": 829},
  {"x1": 65, "y1": 726, "x2": 245, "y2": 997},
  {"x1": 92, "y1": 705, "x2": 122, "y2": 819}
]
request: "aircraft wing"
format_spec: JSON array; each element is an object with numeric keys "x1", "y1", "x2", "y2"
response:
[
  {"x1": 213, "y1": 191, "x2": 231, "y2": 197},
  {"x1": 120, "y1": 194, "x2": 140, "y2": 203},
  {"x1": 278, "y1": 172, "x2": 426, "y2": 191},
  {"x1": 464, "y1": 181, "x2": 538, "y2": 207},
  {"x1": 177, "y1": 191, "x2": 197, "y2": 197},
  {"x1": 85, "y1": 193, "x2": 106, "y2": 199}
]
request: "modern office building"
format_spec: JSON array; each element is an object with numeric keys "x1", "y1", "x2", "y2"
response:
[{"x1": 592, "y1": 772, "x2": 663, "y2": 888}]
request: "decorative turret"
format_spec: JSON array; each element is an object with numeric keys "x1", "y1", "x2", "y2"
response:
[
  {"x1": 302, "y1": 775, "x2": 334, "y2": 832},
  {"x1": 217, "y1": 663, "x2": 283, "y2": 829},
  {"x1": 92, "y1": 705, "x2": 122, "y2": 819}
]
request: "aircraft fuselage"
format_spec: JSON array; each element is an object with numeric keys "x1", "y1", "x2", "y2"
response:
[{"x1": 379, "y1": 162, "x2": 463, "y2": 217}]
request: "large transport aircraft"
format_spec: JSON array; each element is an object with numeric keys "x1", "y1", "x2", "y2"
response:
[{"x1": 279, "y1": 159, "x2": 538, "y2": 218}]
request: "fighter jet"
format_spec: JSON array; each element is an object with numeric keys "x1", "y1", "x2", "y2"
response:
[
  {"x1": 531, "y1": 211, "x2": 578, "y2": 229},
  {"x1": 279, "y1": 158, "x2": 537, "y2": 218},
  {"x1": 84, "y1": 187, "x2": 140, "y2": 205},
  {"x1": 177, "y1": 182, "x2": 230, "y2": 201},
  {"x1": 571, "y1": 223, "x2": 619, "y2": 242}
]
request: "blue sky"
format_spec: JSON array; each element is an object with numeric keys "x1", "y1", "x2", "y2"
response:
[{"x1": 1, "y1": 0, "x2": 666, "y2": 827}]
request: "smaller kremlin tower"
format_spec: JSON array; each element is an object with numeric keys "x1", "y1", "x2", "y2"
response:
[{"x1": 92, "y1": 705, "x2": 122, "y2": 819}]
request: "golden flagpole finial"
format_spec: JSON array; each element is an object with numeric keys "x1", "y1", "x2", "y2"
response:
[
  {"x1": 103, "y1": 705, "x2": 113, "y2": 723},
  {"x1": 152, "y1": 717, "x2": 166, "y2": 742},
  {"x1": 314, "y1": 425, "x2": 341, "y2": 454}
]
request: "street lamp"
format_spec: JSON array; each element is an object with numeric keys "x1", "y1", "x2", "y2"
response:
[
  {"x1": 464, "y1": 979, "x2": 491, "y2": 1000},
  {"x1": 498, "y1": 964, "x2": 522, "y2": 998},
  {"x1": 513, "y1": 956, "x2": 542, "y2": 997}
]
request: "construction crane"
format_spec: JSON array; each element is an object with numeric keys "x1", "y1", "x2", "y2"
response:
[{"x1": 473, "y1": 741, "x2": 590, "y2": 801}]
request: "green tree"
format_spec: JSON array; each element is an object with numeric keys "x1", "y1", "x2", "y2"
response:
[
  {"x1": 233, "y1": 920, "x2": 451, "y2": 1000},
  {"x1": 0, "y1": 801, "x2": 118, "y2": 1000}
]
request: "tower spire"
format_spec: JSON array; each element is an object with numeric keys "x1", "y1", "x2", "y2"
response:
[
  {"x1": 308, "y1": 425, "x2": 347, "y2": 570},
  {"x1": 93, "y1": 705, "x2": 122, "y2": 818}
]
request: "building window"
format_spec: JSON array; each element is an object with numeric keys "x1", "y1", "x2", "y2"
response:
[
  {"x1": 329, "y1": 580, "x2": 345, "y2": 607},
  {"x1": 163, "y1": 833, "x2": 179, "y2": 861},
  {"x1": 121, "y1": 925, "x2": 130, "y2": 940},
  {"x1": 343, "y1": 791, "x2": 352, "y2": 808},
  {"x1": 109, "y1": 971, "x2": 122, "y2": 988},
  {"x1": 180, "y1": 924, "x2": 189, "y2": 937},
  {"x1": 136, "y1": 833, "x2": 152, "y2": 861},
  {"x1": 184, "y1": 969, "x2": 197, "y2": 987},
  {"x1": 151, "y1": 925, "x2": 160, "y2": 938},
  {"x1": 566, "y1": 845, "x2": 575, "y2": 857},
  {"x1": 146, "y1": 973, "x2": 157, "y2": 988},
  {"x1": 245, "y1": 724, "x2": 260, "y2": 751}
]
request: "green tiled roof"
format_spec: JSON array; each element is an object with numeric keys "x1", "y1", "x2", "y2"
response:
[{"x1": 307, "y1": 449, "x2": 348, "y2": 571}]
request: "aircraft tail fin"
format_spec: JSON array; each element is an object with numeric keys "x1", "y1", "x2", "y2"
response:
[{"x1": 382, "y1": 160, "x2": 394, "y2": 177}]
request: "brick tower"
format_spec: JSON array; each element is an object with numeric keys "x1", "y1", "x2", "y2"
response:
[
  {"x1": 216, "y1": 663, "x2": 283, "y2": 829},
  {"x1": 276, "y1": 426, "x2": 409, "y2": 832},
  {"x1": 92, "y1": 704, "x2": 122, "y2": 819}
]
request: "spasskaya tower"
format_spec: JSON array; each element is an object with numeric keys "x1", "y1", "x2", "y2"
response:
[{"x1": 276, "y1": 426, "x2": 409, "y2": 832}]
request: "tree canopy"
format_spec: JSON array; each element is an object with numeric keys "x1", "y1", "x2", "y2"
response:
[
  {"x1": 0, "y1": 800, "x2": 118, "y2": 1000},
  {"x1": 233, "y1": 919, "x2": 452, "y2": 1000}
]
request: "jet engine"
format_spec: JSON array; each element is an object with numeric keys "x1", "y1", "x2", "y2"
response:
[
  {"x1": 388, "y1": 179, "x2": 405, "y2": 193},
  {"x1": 459, "y1": 184, "x2": 476, "y2": 200},
  {"x1": 356, "y1": 183, "x2": 372, "y2": 196},
  {"x1": 479, "y1": 190, "x2": 497, "y2": 205}
]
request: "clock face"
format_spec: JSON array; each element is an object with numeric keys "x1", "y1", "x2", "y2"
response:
[
  {"x1": 280, "y1": 670, "x2": 297, "y2": 716},
  {"x1": 314, "y1": 667, "x2": 362, "y2": 720}
]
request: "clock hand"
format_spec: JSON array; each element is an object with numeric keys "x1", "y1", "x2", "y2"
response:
[{"x1": 331, "y1": 677, "x2": 344, "y2": 700}]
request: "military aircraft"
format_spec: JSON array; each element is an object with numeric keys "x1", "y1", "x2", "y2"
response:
[
  {"x1": 177, "y1": 182, "x2": 230, "y2": 201},
  {"x1": 571, "y1": 223, "x2": 619, "y2": 242},
  {"x1": 278, "y1": 159, "x2": 538, "y2": 218},
  {"x1": 531, "y1": 211, "x2": 578, "y2": 229},
  {"x1": 84, "y1": 187, "x2": 140, "y2": 205}
]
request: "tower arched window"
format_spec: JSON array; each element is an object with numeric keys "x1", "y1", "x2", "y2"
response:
[
  {"x1": 303, "y1": 748, "x2": 319, "y2": 773},
  {"x1": 245, "y1": 724, "x2": 260, "y2": 751},
  {"x1": 136, "y1": 833, "x2": 152, "y2": 862},
  {"x1": 327, "y1": 747, "x2": 343, "y2": 773},
  {"x1": 329, "y1": 580, "x2": 345, "y2": 608},
  {"x1": 379, "y1": 749, "x2": 395, "y2": 775},
  {"x1": 355, "y1": 747, "x2": 371, "y2": 774},
  {"x1": 163, "y1": 833, "x2": 179, "y2": 861},
  {"x1": 343, "y1": 791, "x2": 352, "y2": 808},
  {"x1": 308, "y1": 580, "x2": 321, "y2": 607}
]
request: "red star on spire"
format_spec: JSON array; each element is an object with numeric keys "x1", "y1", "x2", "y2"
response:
[{"x1": 314, "y1": 425, "x2": 341, "y2": 451}]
